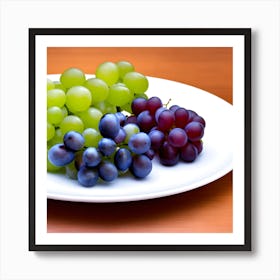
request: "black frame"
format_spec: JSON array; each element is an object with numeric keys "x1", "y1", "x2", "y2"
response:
[{"x1": 29, "y1": 28, "x2": 251, "y2": 251}]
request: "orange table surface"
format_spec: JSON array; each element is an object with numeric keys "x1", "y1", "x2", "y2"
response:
[{"x1": 47, "y1": 47, "x2": 233, "y2": 233}]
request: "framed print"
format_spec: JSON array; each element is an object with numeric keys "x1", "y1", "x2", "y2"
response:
[{"x1": 29, "y1": 28, "x2": 251, "y2": 251}]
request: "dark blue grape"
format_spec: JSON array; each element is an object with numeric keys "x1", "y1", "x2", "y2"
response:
[
  {"x1": 114, "y1": 148, "x2": 132, "y2": 171},
  {"x1": 98, "y1": 138, "x2": 116, "y2": 156},
  {"x1": 82, "y1": 147, "x2": 102, "y2": 167},
  {"x1": 63, "y1": 131, "x2": 85, "y2": 151},
  {"x1": 148, "y1": 129, "x2": 165, "y2": 151},
  {"x1": 115, "y1": 112, "x2": 126, "y2": 126},
  {"x1": 130, "y1": 154, "x2": 152, "y2": 178},
  {"x1": 98, "y1": 161, "x2": 118, "y2": 182},
  {"x1": 48, "y1": 144, "x2": 75, "y2": 167},
  {"x1": 99, "y1": 113, "x2": 120, "y2": 139},
  {"x1": 114, "y1": 127, "x2": 126, "y2": 144},
  {"x1": 128, "y1": 132, "x2": 151, "y2": 154},
  {"x1": 158, "y1": 141, "x2": 179, "y2": 166},
  {"x1": 77, "y1": 166, "x2": 99, "y2": 187}
]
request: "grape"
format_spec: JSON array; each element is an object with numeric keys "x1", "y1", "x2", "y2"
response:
[
  {"x1": 192, "y1": 140, "x2": 203, "y2": 154},
  {"x1": 53, "y1": 81, "x2": 66, "y2": 91},
  {"x1": 74, "y1": 151, "x2": 85, "y2": 171},
  {"x1": 98, "y1": 138, "x2": 116, "y2": 156},
  {"x1": 130, "y1": 154, "x2": 152, "y2": 178},
  {"x1": 158, "y1": 141, "x2": 179, "y2": 166},
  {"x1": 48, "y1": 144, "x2": 75, "y2": 167},
  {"x1": 48, "y1": 128, "x2": 63, "y2": 146},
  {"x1": 157, "y1": 109, "x2": 174, "y2": 132},
  {"x1": 94, "y1": 101, "x2": 117, "y2": 114},
  {"x1": 47, "y1": 122, "x2": 55, "y2": 141},
  {"x1": 184, "y1": 121, "x2": 204, "y2": 141},
  {"x1": 169, "y1": 104, "x2": 180, "y2": 112},
  {"x1": 99, "y1": 113, "x2": 120, "y2": 139},
  {"x1": 123, "y1": 123, "x2": 140, "y2": 143},
  {"x1": 82, "y1": 147, "x2": 102, "y2": 167},
  {"x1": 66, "y1": 86, "x2": 92, "y2": 113},
  {"x1": 116, "y1": 61, "x2": 135, "y2": 80},
  {"x1": 107, "y1": 84, "x2": 133, "y2": 106},
  {"x1": 168, "y1": 128, "x2": 188, "y2": 148},
  {"x1": 65, "y1": 161, "x2": 78, "y2": 179},
  {"x1": 77, "y1": 166, "x2": 99, "y2": 187},
  {"x1": 137, "y1": 110, "x2": 156, "y2": 133},
  {"x1": 114, "y1": 148, "x2": 132, "y2": 171},
  {"x1": 123, "y1": 72, "x2": 149, "y2": 94},
  {"x1": 128, "y1": 132, "x2": 151, "y2": 154},
  {"x1": 63, "y1": 131, "x2": 85, "y2": 151},
  {"x1": 79, "y1": 107, "x2": 103, "y2": 130},
  {"x1": 61, "y1": 106, "x2": 68, "y2": 118},
  {"x1": 47, "y1": 89, "x2": 66, "y2": 108},
  {"x1": 144, "y1": 149, "x2": 155, "y2": 160},
  {"x1": 124, "y1": 115, "x2": 137, "y2": 125},
  {"x1": 186, "y1": 110, "x2": 198, "y2": 122},
  {"x1": 95, "y1": 62, "x2": 119, "y2": 86},
  {"x1": 98, "y1": 161, "x2": 118, "y2": 182},
  {"x1": 180, "y1": 142, "x2": 198, "y2": 162},
  {"x1": 174, "y1": 107, "x2": 189, "y2": 128},
  {"x1": 47, "y1": 106, "x2": 64, "y2": 125},
  {"x1": 82, "y1": 128, "x2": 102, "y2": 148},
  {"x1": 47, "y1": 79, "x2": 55, "y2": 91},
  {"x1": 148, "y1": 129, "x2": 165, "y2": 151},
  {"x1": 114, "y1": 127, "x2": 126, "y2": 144},
  {"x1": 47, "y1": 151, "x2": 62, "y2": 172},
  {"x1": 155, "y1": 107, "x2": 166, "y2": 123},
  {"x1": 146, "y1": 96, "x2": 162, "y2": 115},
  {"x1": 131, "y1": 97, "x2": 147, "y2": 116},
  {"x1": 84, "y1": 78, "x2": 109, "y2": 103},
  {"x1": 115, "y1": 112, "x2": 126, "y2": 126},
  {"x1": 120, "y1": 101, "x2": 133, "y2": 114},
  {"x1": 192, "y1": 115, "x2": 206, "y2": 127},
  {"x1": 60, "y1": 67, "x2": 86, "y2": 89},
  {"x1": 60, "y1": 115, "x2": 84, "y2": 135}
]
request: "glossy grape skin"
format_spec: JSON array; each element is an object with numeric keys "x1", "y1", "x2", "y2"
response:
[
  {"x1": 98, "y1": 113, "x2": 120, "y2": 139},
  {"x1": 174, "y1": 107, "x2": 190, "y2": 128},
  {"x1": 82, "y1": 128, "x2": 102, "y2": 148},
  {"x1": 65, "y1": 161, "x2": 78, "y2": 180},
  {"x1": 98, "y1": 161, "x2": 118, "y2": 182},
  {"x1": 155, "y1": 107, "x2": 166, "y2": 123},
  {"x1": 146, "y1": 96, "x2": 162, "y2": 115},
  {"x1": 107, "y1": 84, "x2": 133, "y2": 107},
  {"x1": 98, "y1": 138, "x2": 116, "y2": 156},
  {"x1": 47, "y1": 89, "x2": 66, "y2": 108},
  {"x1": 169, "y1": 104, "x2": 180, "y2": 112},
  {"x1": 116, "y1": 60, "x2": 135, "y2": 80},
  {"x1": 184, "y1": 121, "x2": 204, "y2": 141},
  {"x1": 77, "y1": 166, "x2": 99, "y2": 187},
  {"x1": 114, "y1": 148, "x2": 132, "y2": 171},
  {"x1": 47, "y1": 79, "x2": 55, "y2": 91},
  {"x1": 192, "y1": 115, "x2": 206, "y2": 127},
  {"x1": 115, "y1": 112, "x2": 126, "y2": 126},
  {"x1": 82, "y1": 147, "x2": 102, "y2": 167},
  {"x1": 48, "y1": 144, "x2": 75, "y2": 167},
  {"x1": 157, "y1": 109, "x2": 175, "y2": 132},
  {"x1": 79, "y1": 107, "x2": 103, "y2": 130},
  {"x1": 130, "y1": 154, "x2": 152, "y2": 178},
  {"x1": 60, "y1": 115, "x2": 84, "y2": 135},
  {"x1": 84, "y1": 78, "x2": 109, "y2": 103},
  {"x1": 123, "y1": 71, "x2": 149, "y2": 93},
  {"x1": 137, "y1": 110, "x2": 156, "y2": 133},
  {"x1": 144, "y1": 149, "x2": 155, "y2": 160},
  {"x1": 63, "y1": 131, "x2": 85, "y2": 151},
  {"x1": 168, "y1": 127, "x2": 188, "y2": 148},
  {"x1": 180, "y1": 142, "x2": 198, "y2": 162},
  {"x1": 128, "y1": 132, "x2": 151, "y2": 154},
  {"x1": 47, "y1": 122, "x2": 55, "y2": 141},
  {"x1": 158, "y1": 141, "x2": 180, "y2": 166},
  {"x1": 131, "y1": 97, "x2": 147, "y2": 116},
  {"x1": 148, "y1": 129, "x2": 165, "y2": 151},
  {"x1": 123, "y1": 123, "x2": 140, "y2": 143},
  {"x1": 94, "y1": 101, "x2": 117, "y2": 114},
  {"x1": 60, "y1": 67, "x2": 86, "y2": 89},
  {"x1": 47, "y1": 106, "x2": 64, "y2": 125},
  {"x1": 124, "y1": 115, "x2": 138, "y2": 125},
  {"x1": 114, "y1": 127, "x2": 126, "y2": 144},
  {"x1": 192, "y1": 140, "x2": 203, "y2": 154},
  {"x1": 95, "y1": 62, "x2": 119, "y2": 86}
]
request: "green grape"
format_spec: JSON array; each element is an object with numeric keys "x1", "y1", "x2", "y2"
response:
[
  {"x1": 66, "y1": 86, "x2": 92, "y2": 113},
  {"x1": 84, "y1": 78, "x2": 109, "y2": 104},
  {"x1": 61, "y1": 106, "x2": 68, "y2": 118},
  {"x1": 107, "y1": 84, "x2": 133, "y2": 107},
  {"x1": 60, "y1": 115, "x2": 84, "y2": 135},
  {"x1": 123, "y1": 71, "x2": 149, "y2": 94},
  {"x1": 79, "y1": 107, "x2": 103, "y2": 130},
  {"x1": 47, "y1": 89, "x2": 66, "y2": 108},
  {"x1": 94, "y1": 101, "x2": 117, "y2": 114},
  {"x1": 47, "y1": 106, "x2": 63, "y2": 125},
  {"x1": 120, "y1": 101, "x2": 133, "y2": 114},
  {"x1": 134, "y1": 92, "x2": 149, "y2": 100},
  {"x1": 95, "y1": 62, "x2": 119, "y2": 86},
  {"x1": 47, "y1": 122, "x2": 55, "y2": 141},
  {"x1": 60, "y1": 67, "x2": 86, "y2": 89},
  {"x1": 65, "y1": 160, "x2": 78, "y2": 179},
  {"x1": 123, "y1": 123, "x2": 140, "y2": 143},
  {"x1": 116, "y1": 61, "x2": 135, "y2": 80},
  {"x1": 48, "y1": 128, "x2": 63, "y2": 146},
  {"x1": 83, "y1": 128, "x2": 102, "y2": 147},
  {"x1": 47, "y1": 79, "x2": 55, "y2": 91},
  {"x1": 53, "y1": 80, "x2": 66, "y2": 91}
]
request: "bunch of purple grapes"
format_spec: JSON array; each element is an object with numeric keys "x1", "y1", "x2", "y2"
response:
[
  {"x1": 129, "y1": 96, "x2": 206, "y2": 166},
  {"x1": 48, "y1": 113, "x2": 153, "y2": 187}
]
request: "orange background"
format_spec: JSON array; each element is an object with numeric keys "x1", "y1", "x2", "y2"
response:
[{"x1": 47, "y1": 47, "x2": 233, "y2": 233}]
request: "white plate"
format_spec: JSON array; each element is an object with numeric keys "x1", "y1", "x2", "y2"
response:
[{"x1": 47, "y1": 75, "x2": 233, "y2": 203}]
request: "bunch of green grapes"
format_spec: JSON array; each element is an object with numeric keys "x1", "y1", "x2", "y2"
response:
[{"x1": 46, "y1": 61, "x2": 149, "y2": 172}]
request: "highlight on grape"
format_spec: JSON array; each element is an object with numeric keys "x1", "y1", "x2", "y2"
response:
[{"x1": 47, "y1": 61, "x2": 206, "y2": 187}]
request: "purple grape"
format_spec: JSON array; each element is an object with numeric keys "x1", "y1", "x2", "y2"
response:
[
  {"x1": 77, "y1": 166, "x2": 99, "y2": 187},
  {"x1": 157, "y1": 109, "x2": 175, "y2": 132},
  {"x1": 148, "y1": 129, "x2": 165, "y2": 151},
  {"x1": 186, "y1": 110, "x2": 198, "y2": 123},
  {"x1": 98, "y1": 161, "x2": 118, "y2": 182},
  {"x1": 137, "y1": 110, "x2": 156, "y2": 133},
  {"x1": 146, "y1": 96, "x2": 163, "y2": 115},
  {"x1": 63, "y1": 131, "x2": 85, "y2": 151},
  {"x1": 130, "y1": 154, "x2": 152, "y2": 178},
  {"x1": 180, "y1": 142, "x2": 198, "y2": 162},
  {"x1": 192, "y1": 115, "x2": 206, "y2": 127},
  {"x1": 114, "y1": 127, "x2": 126, "y2": 144},
  {"x1": 99, "y1": 113, "x2": 120, "y2": 139},
  {"x1": 131, "y1": 97, "x2": 147, "y2": 116},
  {"x1": 128, "y1": 132, "x2": 151, "y2": 154},
  {"x1": 158, "y1": 141, "x2": 179, "y2": 166},
  {"x1": 114, "y1": 148, "x2": 132, "y2": 171},
  {"x1": 168, "y1": 127, "x2": 188, "y2": 148},
  {"x1": 144, "y1": 149, "x2": 155, "y2": 160},
  {"x1": 82, "y1": 147, "x2": 102, "y2": 167},
  {"x1": 74, "y1": 151, "x2": 85, "y2": 170},
  {"x1": 184, "y1": 121, "x2": 204, "y2": 142},
  {"x1": 48, "y1": 144, "x2": 75, "y2": 167},
  {"x1": 192, "y1": 140, "x2": 203, "y2": 154},
  {"x1": 155, "y1": 107, "x2": 167, "y2": 123},
  {"x1": 115, "y1": 112, "x2": 126, "y2": 126},
  {"x1": 98, "y1": 138, "x2": 116, "y2": 156},
  {"x1": 174, "y1": 107, "x2": 190, "y2": 128},
  {"x1": 124, "y1": 115, "x2": 138, "y2": 125},
  {"x1": 169, "y1": 104, "x2": 180, "y2": 112}
]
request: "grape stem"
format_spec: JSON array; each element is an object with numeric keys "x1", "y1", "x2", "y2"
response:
[{"x1": 163, "y1": 98, "x2": 172, "y2": 108}]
